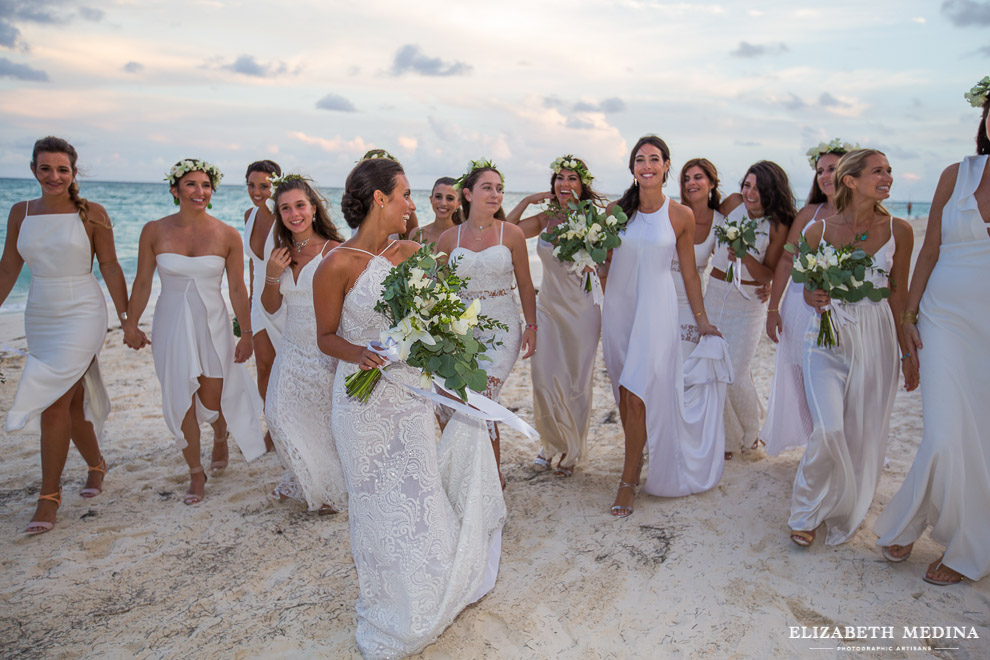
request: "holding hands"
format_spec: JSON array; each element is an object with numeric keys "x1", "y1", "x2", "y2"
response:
[{"x1": 122, "y1": 319, "x2": 150, "y2": 350}]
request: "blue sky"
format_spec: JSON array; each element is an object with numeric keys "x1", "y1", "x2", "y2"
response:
[{"x1": 1, "y1": 0, "x2": 988, "y2": 201}]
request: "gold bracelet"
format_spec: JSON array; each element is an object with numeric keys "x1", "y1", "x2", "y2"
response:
[
  {"x1": 694, "y1": 311, "x2": 704, "y2": 318},
  {"x1": 901, "y1": 310, "x2": 919, "y2": 324},
  {"x1": 768, "y1": 308, "x2": 779, "y2": 313}
]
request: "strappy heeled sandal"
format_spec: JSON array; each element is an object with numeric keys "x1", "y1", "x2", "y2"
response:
[
  {"x1": 80, "y1": 457, "x2": 107, "y2": 498},
  {"x1": 610, "y1": 480, "x2": 637, "y2": 518},
  {"x1": 184, "y1": 466, "x2": 207, "y2": 505},
  {"x1": 209, "y1": 432, "x2": 230, "y2": 473},
  {"x1": 25, "y1": 488, "x2": 62, "y2": 535}
]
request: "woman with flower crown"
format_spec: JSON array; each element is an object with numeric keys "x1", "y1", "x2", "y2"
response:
[
  {"x1": 874, "y1": 78, "x2": 990, "y2": 586},
  {"x1": 602, "y1": 135, "x2": 725, "y2": 518},
  {"x1": 704, "y1": 160, "x2": 795, "y2": 459},
  {"x1": 761, "y1": 140, "x2": 854, "y2": 456},
  {"x1": 261, "y1": 174, "x2": 347, "y2": 513},
  {"x1": 0, "y1": 137, "x2": 131, "y2": 535},
  {"x1": 788, "y1": 148, "x2": 916, "y2": 548},
  {"x1": 314, "y1": 157, "x2": 505, "y2": 658},
  {"x1": 504, "y1": 155, "x2": 603, "y2": 476},
  {"x1": 123, "y1": 159, "x2": 265, "y2": 505},
  {"x1": 435, "y1": 159, "x2": 538, "y2": 488}
]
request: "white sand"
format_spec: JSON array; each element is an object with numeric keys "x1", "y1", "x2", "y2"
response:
[{"x1": 1, "y1": 218, "x2": 987, "y2": 658}]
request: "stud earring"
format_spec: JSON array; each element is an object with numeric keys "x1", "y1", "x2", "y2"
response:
[{"x1": 173, "y1": 197, "x2": 180, "y2": 206}]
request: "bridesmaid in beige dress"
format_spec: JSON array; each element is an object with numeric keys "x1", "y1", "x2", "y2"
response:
[{"x1": 505, "y1": 155, "x2": 606, "y2": 476}]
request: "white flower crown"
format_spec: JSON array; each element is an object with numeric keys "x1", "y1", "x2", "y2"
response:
[
  {"x1": 805, "y1": 139, "x2": 859, "y2": 168},
  {"x1": 550, "y1": 155, "x2": 594, "y2": 185},
  {"x1": 164, "y1": 159, "x2": 223, "y2": 187}
]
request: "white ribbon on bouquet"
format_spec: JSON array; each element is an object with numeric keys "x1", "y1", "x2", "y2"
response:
[{"x1": 366, "y1": 339, "x2": 540, "y2": 442}]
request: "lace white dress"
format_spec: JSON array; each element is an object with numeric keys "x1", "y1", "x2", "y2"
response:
[
  {"x1": 265, "y1": 245, "x2": 347, "y2": 511},
  {"x1": 151, "y1": 254, "x2": 266, "y2": 462},
  {"x1": 789, "y1": 219, "x2": 899, "y2": 545},
  {"x1": 704, "y1": 204, "x2": 772, "y2": 452},
  {"x1": 875, "y1": 155, "x2": 990, "y2": 580},
  {"x1": 603, "y1": 200, "x2": 733, "y2": 496},
  {"x1": 761, "y1": 210, "x2": 820, "y2": 455},
  {"x1": 244, "y1": 207, "x2": 286, "y2": 348},
  {"x1": 449, "y1": 223, "x2": 522, "y2": 439},
  {"x1": 6, "y1": 210, "x2": 110, "y2": 437},
  {"x1": 329, "y1": 246, "x2": 506, "y2": 659}
]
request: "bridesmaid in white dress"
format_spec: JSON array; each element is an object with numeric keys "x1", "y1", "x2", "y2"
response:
[
  {"x1": 261, "y1": 175, "x2": 347, "y2": 513},
  {"x1": 705, "y1": 161, "x2": 794, "y2": 459},
  {"x1": 0, "y1": 137, "x2": 130, "y2": 534},
  {"x1": 788, "y1": 149, "x2": 916, "y2": 547},
  {"x1": 504, "y1": 155, "x2": 605, "y2": 476},
  {"x1": 413, "y1": 177, "x2": 462, "y2": 246},
  {"x1": 762, "y1": 142, "x2": 851, "y2": 455},
  {"x1": 313, "y1": 158, "x2": 505, "y2": 658},
  {"x1": 602, "y1": 136, "x2": 723, "y2": 517},
  {"x1": 875, "y1": 96, "x2": 990, "y2": 585},
  {"x1": 123, "y1": 159, "x2": 265, "y2": 505},
  {"x1": 435, "y1": 161, "x2": 537, "y2": 488},
  {"x1": 242, "y1": 160, "x2": 286, "y2": 452},
  {"x1": 676, "y1": 158, "x2": 721, "y2": 357}
]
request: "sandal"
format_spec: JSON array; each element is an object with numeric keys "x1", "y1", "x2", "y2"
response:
[
  {"x1": 790, "y1": 529, "x2": 815, "y2": 547},
  {"x1": 210, "y1": 431, "x2": 230, "y2": 473},
  {"x1": 184, "y1": 466, "x2": 207, "y2": 505},
  {"x1": 553, "y1": 465, "x2": 574, "y2": 477},
  {"x1": 610, "y1": 480, "x2": 637, "y2": 518},
  {"x1": 924, "y1": 557, "x2": 964, "y2": 586},
  {"x1": 534, "y1": 451, "x2": 552, "y2": 470},
  {"x1": 881, "y1": 543, "x2": 913, "y2": 563},
  {"x1": 724, "y1": 452, "x2": 733, "y2": 461},
  {"x1": 80, "y1": 457, "x2": 108, "y2": 498},
  {"x1": 25, "y1": 488, "x2": 62, "y2": 535}
]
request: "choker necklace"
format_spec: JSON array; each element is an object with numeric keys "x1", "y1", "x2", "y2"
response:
[
  {"x1": 292, "y1": 236, "x2": 314, "y2": 253},
  {"x1": 469, "y1": 222, "x2": 494, "y2": 241}
]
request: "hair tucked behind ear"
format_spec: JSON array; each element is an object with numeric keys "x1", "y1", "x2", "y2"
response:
[
  {"x1": 679, "y1": 157, "x2": 721, "y2": 210},
  {"x1": 616, "y1": 135, "x2": 671, "y2": 218},
  {"x1": 32, "y1": 136, "x2": 110, "y2": 229}
]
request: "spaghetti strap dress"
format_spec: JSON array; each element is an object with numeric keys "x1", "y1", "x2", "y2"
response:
[
  {"x1": 6, "y1": 210, "x2": 109, "y2": 437},
  {"x1": 151, "y1": 253, "x2": 266, "y2": 462},
  {"x1": 244, "y1": 206, "x2": 286, "y2": 348}
]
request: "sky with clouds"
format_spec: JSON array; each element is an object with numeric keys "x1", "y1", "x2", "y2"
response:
[{"x1": 0, "y1": 0, "x2": 988, "y2": 201}]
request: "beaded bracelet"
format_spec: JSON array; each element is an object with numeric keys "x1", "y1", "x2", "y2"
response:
[
  {"x1": 265, "y1": 276, "x2": 281, "y2": 285},
  {"x1": 525, "y1": 323, "x2": 538, "y2": 331},
  {"x1": 901, "y1": 353, "x2": 911, "y2": 360}
]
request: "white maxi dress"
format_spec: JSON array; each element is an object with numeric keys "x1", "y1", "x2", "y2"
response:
[
  {"x1": 244, "y1": 207, "x2": 286, "y2": 348},
  {"x1": 602, "y1": 200, "x2": 733, "y2": 497},
  {"x1": 874, "y1": 155, "x2": 990, "y2": 580}
]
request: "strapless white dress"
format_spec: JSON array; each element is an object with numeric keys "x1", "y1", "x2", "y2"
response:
[
  {"x1": 6, "y1": 212, "x2": 109, "y2": 437},
  {"x1": 151, "y1": 253, "x2": 265, "y2": 461}
]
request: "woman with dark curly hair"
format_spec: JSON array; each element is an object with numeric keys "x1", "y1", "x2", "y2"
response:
[
  {"x1": 505, "y1": 155, "x2": 604, "y2": 475},
  {"x1": 704, "y1": 160, "x2": 795, "y2": 459}
]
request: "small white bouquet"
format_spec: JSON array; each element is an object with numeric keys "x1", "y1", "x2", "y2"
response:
[
  {"x1": 540, "y1": 199, "x2": 628, "y2": 301},
  {"x1": 714, "y1": 215, "x2": 764, "y2": 284}
]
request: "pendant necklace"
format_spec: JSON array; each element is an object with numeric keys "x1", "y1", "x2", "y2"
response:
[
  {"x1": 469, "y1": 222, "x2": 493, "y2": 241},
  {"x1": 293, "y1": 236, "x2": 313, "y2": 253}
]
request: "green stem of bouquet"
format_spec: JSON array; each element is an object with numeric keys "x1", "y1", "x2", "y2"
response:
[
  {"x1": 345, "y1": 367, "x2": 383, "y2": 403},
  {"x1": 726, "y1": 263, "x2": 734, "y2": 283},
  {"x1": 817, "y1": 309, "x2": 839, "y2": 348},
  {"x1": 584, "y1": 273, "x2": 592, "y2": 292}
]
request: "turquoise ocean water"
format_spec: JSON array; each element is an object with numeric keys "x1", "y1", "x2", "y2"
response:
[{"x1": 0, "y1": 177, "x2": 929, "y2": 314}]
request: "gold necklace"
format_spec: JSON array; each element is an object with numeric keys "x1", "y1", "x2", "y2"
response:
[{"x1": 468, "y1": 222, "x2": 494, "y2": 241}]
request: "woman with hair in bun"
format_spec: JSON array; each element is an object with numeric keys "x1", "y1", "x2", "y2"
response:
[
  {"x1": 504, "y1": 154, "x2": 604, "y2": 476},
  {"x1": 0, "y1": 137, "x2": 130, "y2": 534},
  {"x1": 413, "y1": 176, "x2": 462, "y2": 245},
  {"x1": 602, "y1": 135, "x2": 725, "y2": 518},
  {"x1": 761, "y1": 140, "x2": 854, "y2": 456},
  {"x1": 875, "y1": 80, "x2": 990, "y2": 585},
  {"x1": 359, "y1": 148, "x2": 420, "y2": 239},
  {"x1": 435, "y1": 159, "x2": 537, "y2": 488},
  {"x1": 261, "y1": 174, "x2": 346, "y2": 513},
  {"x1": 242, "y1": 159, "x2": 284, "y2": 452},
  {"x1": 314, "y1": 157, "x2": 505, "y2": 658},
  {"x1": 705, "y1": 160, "x2": 795, "y2": 459},
  {"x1": 788, "y1": 148, "x2": 915, "y2": 548},
  {"x1": 123, "y1": 159, "x2": 265, "y2": 505}
]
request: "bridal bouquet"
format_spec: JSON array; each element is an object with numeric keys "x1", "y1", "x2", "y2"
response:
[
  {"x1": 787, "y1": 237, "x2": 890, "y2": 348},
  {"x1": 714, "y1": 216, "x2": 764, "y2": 283},
  {"x1": 344, "y1": 245, "x2": 507, "y2": 402},
  {"x1": 540, "y1": 199, "x2": 628, "y2": 294}
]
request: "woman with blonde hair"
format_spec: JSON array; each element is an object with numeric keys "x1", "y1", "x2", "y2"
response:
[{"x1": 788, "y1": 148, "x2": 916, "y2": 547}]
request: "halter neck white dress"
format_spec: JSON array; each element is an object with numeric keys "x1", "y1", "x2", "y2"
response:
[
  {"x1": 6, "y1": 210, "x2": 109, "y2": 437},
  {"x1": 244, "y1": 206, "x2": 286, "y2": 347},
  {"x1": 704, "y1": 204, "x2": 772, "y2": 453},
  {"x1": 329, "y1": 243, "x2": 505, "y2": 659},
  {"x1": 789, "y1": 219, "x2": 898, "y2": 544},
  {"x1": 875, "y1": 155, "x2": 990, "y2": 580},
  {"x1": 603, "y1": 199, "x2": 733, "y2": 496},
  {"x1": 152, "y1": 253, "x2": 266, "y2": 462},
  {"x1": 266, "y1": 244, "x2": 347, "y2": 511}
]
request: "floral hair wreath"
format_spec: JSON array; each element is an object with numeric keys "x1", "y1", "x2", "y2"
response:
[
  {"x1": 453, "y1": 158, "x2": 505, "y2": 190},
  {"x1": 550, "y1": 155, "x2": 594, "y2": 185},
  {"x1": 805, "y1": 138, "x2": 859, "y2": 168},
  {"x1": 269, "y1": 172, "x2": 309, "y2": 193},
  {"x1": 358, "y1": 148, "x2": 399, "y2": 164},
  {"x1": 164, "y1": 159, "x2": 223, "y2": 188},
  {"x1": 965, "y1": 76, "x2": 990, "y2": 108}
]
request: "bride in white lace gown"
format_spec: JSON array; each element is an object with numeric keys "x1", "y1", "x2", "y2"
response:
[
  {"x1": 261, "y1": 176, "x2": 347, "y2": 512},
  {"x1": 314, "y1": 158, "x2": 506, "y2": 659}
]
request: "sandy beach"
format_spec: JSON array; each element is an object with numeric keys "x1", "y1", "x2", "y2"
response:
[{"x1": 1, "y1": 216, "x2": 987, "y2": 659}]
